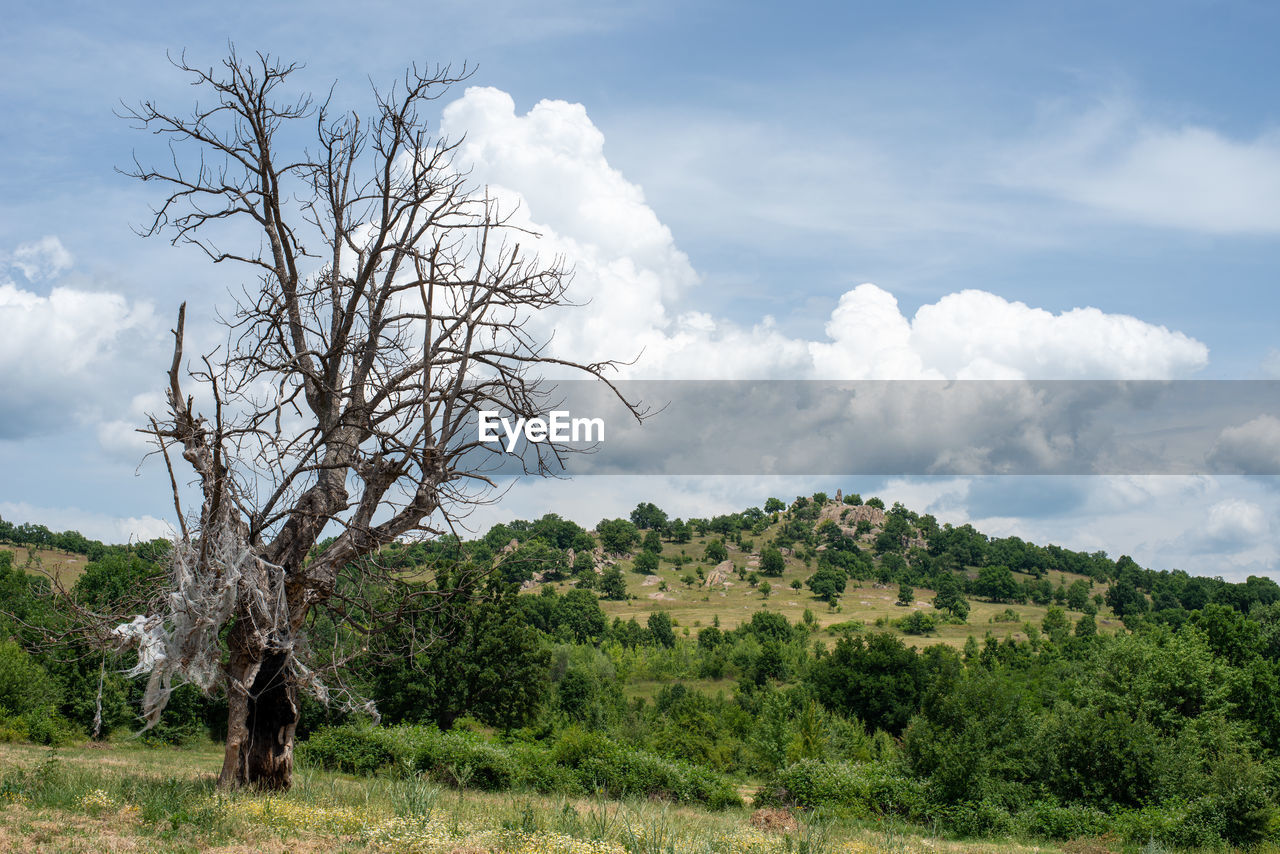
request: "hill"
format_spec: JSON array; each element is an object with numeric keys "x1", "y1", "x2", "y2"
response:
[
  {"x1": 4, "y1": 490, "x2": 1280, "y2": 850},
  {"x1": 498, "y1": 491, "x2": 1126, "y2": 649},
  {"x1": 0, "y1": 543, "x2": 89, "y2": 586}
]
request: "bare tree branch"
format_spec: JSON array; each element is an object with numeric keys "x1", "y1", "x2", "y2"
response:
[{"x1": 107, "y1": 47, "x2": 648, "y2": 790}]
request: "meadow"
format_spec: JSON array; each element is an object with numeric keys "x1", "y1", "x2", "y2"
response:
[
  {"x1": 0, "y1": 739, "x2": 1136, "y2": 854},
  {"x1": 2, "y1": 495, "x2": 1276, "y2": 853}
]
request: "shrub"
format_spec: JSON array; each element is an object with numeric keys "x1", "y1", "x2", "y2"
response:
[
  {"x1": 896, "y1": 611, "x2": 936, "y2": 635},
  {"x1": 299, "y1": 723, "x2": 742, "y2": 810},
  {"x1": 935, "y1": 798, "x2": 1014, "y2": 838},
  {"x1": 411, "y1": 730, "x2": 517, "y2": 791},
  {"x1": 550, "y1": 728, "x2": 741, "y2": 808},
  {"x1": 296, "y1": 724, "x2": 398, "y2": 775},
  {"x1": 0, "y1": 640, "x2": 59, "y2": 716},
  {"x1": 15, "y1": 709, "x2": 81, "y2": 746},
  {"x1": 506, "y1": 742, "x2": 582, "y2": 794},
  {"x1": 755, "y1": 759, "x2": 924, "y2": 820},
  {"x1": 1011, "y1": 799, "x2": 1109, "y2": 841}
]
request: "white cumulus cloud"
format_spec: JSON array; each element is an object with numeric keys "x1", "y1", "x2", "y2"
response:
[
  {"x1": 1193, "y1": 497, "x2": 1270, "y2": 553},
  {"x1": 1208, "y1": 415, "x2": 1280, "y2": 474},
  {"x1": 441, "y1": 87, "x2": 1209, "y2": 381},
  {"x1": 0, "y1": 264, "x2": 157, "y2": 438}
]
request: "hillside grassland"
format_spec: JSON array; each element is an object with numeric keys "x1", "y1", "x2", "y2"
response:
[
  {"x1": 543, "y1": 523, "x2": 1121, "y2": 648},
  {"x1": 0, "y1": 545, "x2": 88, "y2": 587}
]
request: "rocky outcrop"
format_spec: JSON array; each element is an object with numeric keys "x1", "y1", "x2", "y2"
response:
[{"x1": 705, "y1": 560, "x2": 735, "y2": 587}]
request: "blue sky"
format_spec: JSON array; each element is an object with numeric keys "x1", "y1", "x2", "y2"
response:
[{"x1": 1, "y1": 1, "x2": 1279, "y2": 578}]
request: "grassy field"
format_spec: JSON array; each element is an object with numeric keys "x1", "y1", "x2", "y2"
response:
[
  {"x1": 0, "y1": 739, "x2": 1107, "y2": 854},
  {"x1": 1, "y1": 544, "x2": 88, "y2": 587}
]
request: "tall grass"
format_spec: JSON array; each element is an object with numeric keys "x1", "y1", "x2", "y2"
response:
[{"x1": 7, "y1": 741, "x2": 1268, "y2": 854}]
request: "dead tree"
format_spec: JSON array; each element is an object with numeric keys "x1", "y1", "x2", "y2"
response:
[{"x1": 114, "y1": 48, "x2": 641, "y2": 789}]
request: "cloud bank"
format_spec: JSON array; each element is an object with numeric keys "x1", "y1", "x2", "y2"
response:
[
  {"x1": 0, "y1": 241, "x2": 157, "y2": 439},
  {"x1": 442, "y1": 88, "x2": 1209, "y2": 381}
]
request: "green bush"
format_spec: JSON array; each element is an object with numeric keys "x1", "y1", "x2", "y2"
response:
[
  {"x1": 507, "y1": 742, "x2": 582, "y2": 794},
  {"x1": 550, "y1": 728, "x2": 741, "y2": 808},
  {"x1": 1182, "y1": 758, "x2": 1275, "y2": 847},
  {"x1": 298, "y1": 723, "x2": 742, "y2": 810},
  {"x1": 0, "y1": 641, "x2": 81, "y2": 747},
  {"x1": 411, "y1": 729, "x2": 517, "y2": 791},
  {"x1": 17, "y1": 709, "x2": 82, "y2": 746},
  {"x1": 296, "y1": 724, "x2": 398, "y2": 774},
  {"x1": 1111, "y1": 779, "x2": 1277, "y2": 849},
  {"x1": 896, "y1": 611, "x2": 936, "y2": 635},
  {"x1": 0, "y1": 639, "x2": 59, "y2": 716},
  {"x1": 755, "y1": 759, "x2": 924, "y2": 819},
  {"x1": 935, "y1": 798, "x2": 1014, "y2": 838},
  {"x1": 1011, "y1": 799, "x2": 1109, "y2": 841}
]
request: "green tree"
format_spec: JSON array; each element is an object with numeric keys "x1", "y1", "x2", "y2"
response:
[
  {"x1": 596, "y1": 519, "x2": 640, "y2": 554},
  {"x1": 599, "y1": 567, "x2": 628, "y2": 600},
  {"x1": 1066, "y1": 578, "x2": 1091, "y2": 611},
  {"x1": 875, "y1": 514, "x2": 911, "y2": 554},
  {"x1": 641, "y1": 529, "x2": 662, "y2": 553},
  {"x1": 932, "y1": 572, "x2": 970, "y2": 621},
  {"x1": 72, "y1": 553, "x2": 163, "y2": 610},
  {"x1": 1106, "y1": 577, "x2": 1149, "y2": 618},
  {"x1": 704, "y1": 538, "x2": 728, "y2": 563},
  {"x1": 902, "y1": 668, "x2": 1037, "y2": 805},
  {"x1": 745, "y1": 610, "x2": 795, "y2": 643},
  {"x1": 760, "y1": 547, "x2": 785, "y2": 577},
  {"x1": 668, "y1": 518, "x2": 692, "y2": 544},
  {"x1": 648, "y1": 611, "x2": 676, "y2": 648},
  {"x1": 764, "y1": 497, "x2": 786, "y2": 513},
  {"x1": 0, "y1": 640, "x2": 60, "y2": 718},
  {"x1": 899, "y1": 611, "x2": 936, "y2": 635},
  {"x1": 975, "y1": 565, "x2": 1021, "y2": 603},
  {"x1": 1041, "y1": 606, "x2": 1071, "y2": 644},
  {"x1": 572, "y1": 550, "x2": 596, "y2": 574},
  {"x1": 497, "y1": 538, "x2": 567, "y2": 584},
  {"x1": 807, "y1": 566, "x2": 847, "y2": 603},
  {"x1": 529, "y1": 513, "x2": 590, "y2": 550},
  {"x1": 633, "y1": 550, "x2": 659, "y2": 574},
  {"x1": 556, "y1": 589, "x2": 608, "y2": 643},
  {"x1": 629, "y1": 502, "x2": 669, "y2": 530},
  {"x1": 807, "y1": 632, "x2": 923, "y2": 734},
  {"x1": 371, "y1": 593, "x2": 551, "y2": 731},
  {"x1": 750, "y1": 639, "x2": 789, "y2": 684},
  {"x1": 897, "y1": 583, "x2": 914, "y2": 606}
]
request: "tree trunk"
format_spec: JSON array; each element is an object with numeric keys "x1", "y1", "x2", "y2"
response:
[{"x1": 219, "y1": 631, "x2": 299, "y2": 789}]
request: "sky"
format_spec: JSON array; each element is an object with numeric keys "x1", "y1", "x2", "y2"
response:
[{"x1": 1, "y1": 1, "x2": 1279, "y2": 579}]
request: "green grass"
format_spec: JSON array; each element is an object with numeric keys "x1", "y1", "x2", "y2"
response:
[
  {"x1": 4, "y1": 543, "x2": 89, "y2": 587},
  {"x1": 0, "y1": 739, "x2": 1126, "y2": 854}
]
